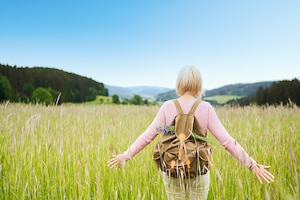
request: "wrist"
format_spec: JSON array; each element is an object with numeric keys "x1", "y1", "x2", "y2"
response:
[{"x1": 249, "y1": 163, "x2": 257, "y2": 171}]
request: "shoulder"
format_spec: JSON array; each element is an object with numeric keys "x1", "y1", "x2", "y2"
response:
[
  {"x1": 160, "y1": 99, "x2": 175, "y2": 109},
  {"x1": 159, "y1": 99, "x2": 214, "y2": 110},
  {"x1": 160, "y1": 99, "x2": 213, "y2": 109},
  {"x1": 198, "y1": 100, "x2": 215, "y2": 112},
  {"x1": 199, "y1": 100, "x2": 212, "y2": 108},
  {"x1": 156, "y1": 99, "x2": 178, "y2": 121}
]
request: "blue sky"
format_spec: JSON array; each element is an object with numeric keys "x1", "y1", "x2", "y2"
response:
[{"x1": 1, "y1": 0, "x2": 299, "y2": 89}]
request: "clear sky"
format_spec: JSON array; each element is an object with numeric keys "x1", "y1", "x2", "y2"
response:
[{"x1": 1, "y1": 0, "x2": 299, "y2": 90}]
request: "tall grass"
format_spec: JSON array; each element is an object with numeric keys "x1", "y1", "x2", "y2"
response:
[{"x1": 0, "y1": 103, "x2": 299, "y2": 199}]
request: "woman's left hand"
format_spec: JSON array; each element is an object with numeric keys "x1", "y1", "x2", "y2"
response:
[{"x1": 251, "y1": 164, "x2": 275, "y2": 184}]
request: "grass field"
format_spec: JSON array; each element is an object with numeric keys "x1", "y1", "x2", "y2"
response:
[
  {"x1": 0, "y1": 102, "x2": 299, "y2": 199},
  {"x1": 203, "y1": 95, "x2": 243, "y2": 104}
]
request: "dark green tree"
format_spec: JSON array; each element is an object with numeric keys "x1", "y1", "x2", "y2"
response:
[
  {"x1": 290, "y1": 78, "x2": 300, "y2": 105},
  {"x1": 143, "y1": 99, "x2": 149, "y2": 105},
  {"x1": 121, "y1": 98, "x2": 129, "y2": 105},
  {"x1": 130, "y1": 94, "x2": 143, "y2": 105},
  {"x1": 256, "y1": 86, "x2": 267, "y2": 105},
  {"x1": 31, "y1": 87, "x2": 53, "y2": 105},
  {"x1": 86, "y1": 87, "x2": 98, "y2": 101},
  {"x1": 112, "y1": 94, "x2": 120, "y2": 104},
  {"x1": 0, "y1": 74, "x2": 12, "y2": 101},
  {"x1": 23, "y1": 82, "x2": 34, "y2": 98}
]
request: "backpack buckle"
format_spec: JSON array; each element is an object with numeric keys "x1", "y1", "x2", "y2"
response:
[{"x1": 178, "y1": 133, "x2": 186, "y2": 161}]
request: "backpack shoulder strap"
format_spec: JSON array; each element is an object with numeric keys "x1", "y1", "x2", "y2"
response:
[
  {"x1": 173, "y1": 99, "x2": 201, "y2": 114},
  {"x1": 189, "y1": 99, "x2": 201, "y2": 115},
  {"x1": 173, "y1": 99, "x2": 183, "y2": 114}
]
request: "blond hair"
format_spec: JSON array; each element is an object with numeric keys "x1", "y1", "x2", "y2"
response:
[{"x1": 176, "y1": 66, "x2": 203, "y2": 98}]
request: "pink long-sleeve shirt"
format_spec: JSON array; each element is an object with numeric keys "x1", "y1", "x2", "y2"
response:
[{"x1": 123, "y1": 99, "x2": 257, "y2": 169}]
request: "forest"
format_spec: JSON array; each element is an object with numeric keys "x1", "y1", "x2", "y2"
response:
[
  {"x1": 221, "y1": 79, "x2": 299, "y2": 106},
  {"x1": 0, "y1": 64, "x2": 108, "y2": 104},
  {"x1": 256, "y1": 79, "x2": 300, "y2": 106}
]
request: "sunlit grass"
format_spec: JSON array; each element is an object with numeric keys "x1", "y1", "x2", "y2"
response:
[
  {"x1": 204, "y1": 95, "x2": 243, "y2": 104},
  {"x1": 0, "y1": 103, "x2": 299, "y2": 199}
]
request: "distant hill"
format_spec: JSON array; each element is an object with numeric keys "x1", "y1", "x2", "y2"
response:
[
  {"x1": 106, "y1": 81, "x2": 275, "y2": 103},
  {"x1": 155, "y1": 81, "x2": 274, "y2": 104},
  {"x1": 155, "y1": 89, "x2": 179, "y2": 101},
  {"x1": 128, "y1": 86, "x2": 171, "y2": 99},
  {"x1": 105, "y1": 84, "x2": 172, "y2": 99},
  {"x1": 204, "y1": 82, "x2": 274, "y2": 97},
  {"x1": 105, "y1": 85, "x2": 134, "y2": 99}
]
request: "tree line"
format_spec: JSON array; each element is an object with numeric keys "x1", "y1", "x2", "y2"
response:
[
  {"x1": 111, "y1": 94, "x2": 154, "y2": 105},
  {"x1": 227, "y1": 78, "x2": 300, "y2": 106},
  {"x1": 256, "y1": 79, "x2": 300, "y2": 106},
  {"x1": 0, "y1": 64, "x2": 108, "y2": 104},
  {"x1": 1, "y1": 64, "x2": 299, "y2": 106}
]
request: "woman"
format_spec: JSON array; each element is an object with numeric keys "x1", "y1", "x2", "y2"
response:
[{"x1": 108, "y1": 66, "x2": 274, "y2": 199}]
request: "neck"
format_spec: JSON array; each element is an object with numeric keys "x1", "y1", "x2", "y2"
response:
[{"x1": 180, "y1": 93, "x2": 196, "y2": 100}]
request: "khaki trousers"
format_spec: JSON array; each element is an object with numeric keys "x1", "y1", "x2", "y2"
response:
[{"x1": 162, "y1": 171, "x2": 210, "y2": 200}]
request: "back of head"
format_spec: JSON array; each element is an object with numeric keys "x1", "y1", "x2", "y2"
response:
[{"x1": 176, "y1": 66, "x2": 203, "y2": 98}]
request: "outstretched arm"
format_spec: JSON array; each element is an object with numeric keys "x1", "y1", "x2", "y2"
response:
[
  {"x1": 206, "y1": 105, "x2": 275, "y2": 183},
  {"x1": 108, "y1": 104, "x2": 167, "y2": 169}
]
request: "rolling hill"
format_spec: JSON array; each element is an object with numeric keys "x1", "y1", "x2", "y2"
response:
[
  {"x1": 155, "y1": 81, "x2": 274, "y2": 104},
  {"x1": 105, "y1": 81, "x2": 274, "y2": 105},
  {"x1": 105, "y1": 84, "x2": 172, "y2": 99}
]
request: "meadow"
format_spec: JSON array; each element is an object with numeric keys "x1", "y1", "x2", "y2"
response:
[
  {"x1": 0, "y1": 102, "x2": 299, "y2": 199},
  {"x1": 203, "y1": 95, "x2": 243, "y2": 105}
]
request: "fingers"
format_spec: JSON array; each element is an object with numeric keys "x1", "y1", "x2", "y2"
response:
[
  {"x1": 255, "y1": 173, "x2": 263, "y2": 184},
  {"x1": 260, "y1": 165, "x2": 275, "y2": 183},
  {"x1": 108, "y1": 158, "x2": 120, "y2": 168},
  {"x1": 108, "y1": 155, "x2": 126, "y2": 169},
  {"x1": 263, "y1": 170, "x2": 275, "y2": 183},
  {"x1": 252, "y1": 164, "x2": 275, "y2": 184},
  {"x1": 108, "y1": 155, "x2": 121, "y2": 169}
]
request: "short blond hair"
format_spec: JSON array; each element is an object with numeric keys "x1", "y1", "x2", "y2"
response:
[{"x1": 176, "y1": 66, "x2": 203, "y2": 98}]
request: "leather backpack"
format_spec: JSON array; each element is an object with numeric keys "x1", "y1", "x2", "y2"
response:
[{"x1": 153, "y1": 99, "x2": 212, "y2": 178}]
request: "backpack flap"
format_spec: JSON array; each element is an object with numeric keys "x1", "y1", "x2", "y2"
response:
[
  {"x1": 153, "y1": 133, "x2": 177, "y2": 171},
  {"x1": 196, "y1": 144, "x2": 212, "y2": 174}
]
